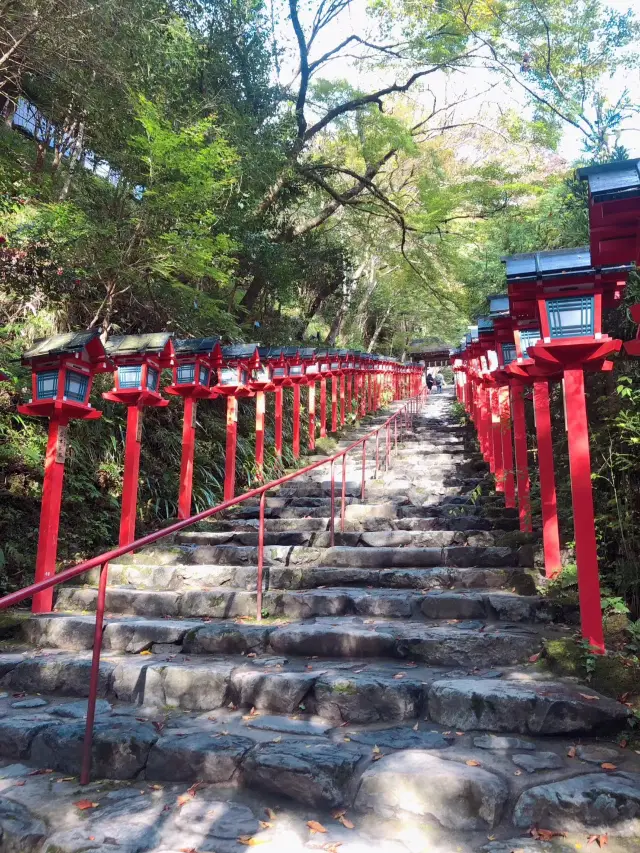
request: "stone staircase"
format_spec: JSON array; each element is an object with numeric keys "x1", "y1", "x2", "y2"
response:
[{"x1": 0, "y1": 390, "x2": 638, "y2": 853}]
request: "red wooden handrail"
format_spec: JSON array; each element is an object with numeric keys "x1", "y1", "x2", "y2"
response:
[{"x1": 0, "y1": 386, "x2": 428, "y2": 784}]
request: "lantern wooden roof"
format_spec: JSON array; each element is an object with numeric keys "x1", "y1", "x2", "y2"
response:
[
  {"x1": 173, "y1": 336, "x2": 221, "y2": 356},
  {"x1": 298, "y1": 347, "x2": 317, "y2": 360},
  {"x1": 105, "y1": 333, "x2": 173, "y2": 360},
  {"x1": 577, "y1": 159, "x2": 640, "y2": 203},
  {"x1": 488, "y1": 294, "x2": 510, "y2": 317},
  {"x1": 222, "y1": 344, "x2": 260, "y2": 362},
  {"x1": 22, "y1": 329, "x2": 106, "y2": 364},
  {"x1": 502, "y1": 246, "x2": 632, "y2": 283}
]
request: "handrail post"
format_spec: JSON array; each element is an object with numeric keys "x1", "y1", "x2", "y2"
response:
[
  {"x1": 330, "y1": 458, "x2": 335, "y2": 546},
  {"x1": 81, "y1": 560, "x2": 109, "y2": 785},
  {"x1": 394, "y1": 416, "x2": 398, "y2": 452},
  {"x1": 257, "y1": 490, "x2": 266, "y2": 621},
  {"x1": 375, "y1": 430, "x2": 379, "y2": 479},
  {"x1": 361, "y1": 438, "x2": 367, "y2": 500},
  {"x1": 386, "y1": 422, "x2": 391, "y2": 470},
  {"x1": 340, "y1": 453, "x2": 347, "y2": 533}
]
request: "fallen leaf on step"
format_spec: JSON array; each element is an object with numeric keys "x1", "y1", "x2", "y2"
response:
[
  {"x1": 601, "y1": 763, "x2": 617, "y2": 771},
  {"x1": 567, "y1": 746, "x2": 577, "y2": 758},
  {"x1": 247, "y1": 652, "x2": 257, "y2": 658},
  {"x1": 179, "y1": 847, "x2": 198, "y2": 852},
  {"x1": 393, "y1": 673, "x2": 406, "y2": 680},
  {"x1": 587, "y1": 833, "x2": 608, "y2": 847},
  {"x1": 271, "y1": 736, "x2": 282, "y2": 743},
  {"x1": 465, "y1": 759, "x2": 481, "y2": 767},
  {"x1": 238, "y1": 834, "x2": 270, "y2": 846},
  {"x1": 264, "y1": 807, "x2": 277, "y2": 820},
  {"x1": 259, "y1": 820, "x2": 273, "y2": 829},
  {"x1": 514, "y1": 769, "x2": 522, "y2": 776},
  {"x1": 413, "y1": 722, "x2": 419, "y2": 731},
  {"x1": 528, "y1": 653, "x2": 540, "y2": 663},
  {"x1": 530, "y1": 828, "x2": 567, "y2": 841},
  {"x1": 324, "y1": 844, "x2": 343, "y2": 852},
  {"x1": 343, "y1": 737, "x2": 351, "y2": 742},
  {"x1": 307, "y1": 820, "x2": 327, "y2": 834},
  {"x1": 372, "y1": 745, "x2": 381, "y2": 754},
  {"x1": 139, "y1": 650, "x2": 152, "y2": 656},
  {"x1": 74, "y1": 800, "x2": 99, "y2": 810},
  {"x1": 579, "y1": 694, "x2": 599, "y2": 701},
  {"x1": 28, "y1": 768, "x2": 53, "y2": 776},
  {"x1": 331, "y1": 809, "x2": 345, "y2": 819},
  {"x1": 339, "y1": 815, "x2": 355, "y2": 829},
  {"x1": 372, "y1": 752, "x2": 384, "y2": 761}
]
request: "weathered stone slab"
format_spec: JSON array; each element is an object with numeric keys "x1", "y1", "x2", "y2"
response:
[
  {"x1": 575, "y1": 744, "x2": 622, "y2": 764},
  {"x1": 0, "y1": 717, "x2": 59, "y2": 760},
  {"x1": 313, "y1": 672, "x2": 425, "y2": 723},
  {"x1": 182, "y1": 623, "x2": 272, "y2": 655},
  {"x1": 243, "y1": 741, "x2": 363, "y2": 807},
  {"x1": 50, "y1": 699, "x2": 112, "y2": 719},
  {"x1": 30, "y1": 718, "x2": 157, "y2": 778},
  {"x1": 161, "y1": 662, "x2": 234, "y2": 711},
  {"x1": 103, "y1": 619, "x2": 199, "y2": 653},
  {"x1": 346, "y1": 727, "x2": 449, "y2": 750},
  {"x1": 269, "y1": 623, "x2": 396, "y2": 658},
  {"x1": 231, "y1": 669, "x2": 316, "y2": 714},
  {"x1": 513, "y1": 772, "x2": 640, "y2": 834},
  {"x1": 354, "y1": 750, "x2": 508, "y2": 829},
  {"x1": 244, "y1": 715, "x2": 333, "y2": 736},
  {"x1": 145, "y1": 732, "x2": 253, "y2": 782},
  {"x1": 473, "y1": 734, "x2": 536, "y2": 751},
  {"x1": 429, "y1": 679, "x2": 630, "y2": 734},
  {"x1": 512, "y1": 751, "x2": 566, "y2": 773},
  {"x1": 0, "y1": 798, "x2": 47, "y2": 853}
]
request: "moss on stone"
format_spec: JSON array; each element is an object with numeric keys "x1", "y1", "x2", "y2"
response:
[
  {"x1": 332, "y1": 680, "x2": 358, "y2": 695},
  {"x1": 0, "y1": 609, "x2": 30, "y2": 639},
  {"x1": 543, "y1": 637, "x2": 640, "y2": 702}
]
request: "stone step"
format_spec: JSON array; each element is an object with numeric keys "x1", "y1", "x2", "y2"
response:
[
  {"x1": 1, "y1": 686, "x2": 636, "y2": 845},
  {"x1": 153, "y1": 543, "x2": 528, "y2": 570},
  {"x1": 55, "y1": 585, "x2": 548, "y2": 622},
  {"x1": 23, "y1": 614, "x2": 548, "y2": 667},
  {"x1": 173, "y1": 528, "x2": 522, "y2": 550},
  {"x1": 90, "y1": 562, "x2": 537, "y2": 594},
  {"x1": 0, "y1": 651, "x2": 629, "y2": 735},
  {"x1": 197, "y1": 515, "x2": 521, "y2": 535}
]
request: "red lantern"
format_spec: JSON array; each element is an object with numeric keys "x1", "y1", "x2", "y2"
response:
[
  {"x1": 19, "y1": 330, "x2": 110, "y2": 612},
  {"x1": 165, "y1": 337, "x2": 223, "y2": 519}
]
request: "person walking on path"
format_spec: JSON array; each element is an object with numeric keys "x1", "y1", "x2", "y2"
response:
[
  {"x1": 435, "y1": 371, "x2": 444, "y2": 393},
  {"x1": 426, "y1": 371, "x2": 434, "y2": 391}
]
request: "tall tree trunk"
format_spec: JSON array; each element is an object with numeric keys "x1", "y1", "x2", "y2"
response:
[
  {"x1": 325, "y1": 259, "x2": 366, "y2": 345},
  {"x1": 367, "y1": 305, "x2": 391, "y2": 352},
  {"x1": 59, "y1": 121, "x2": 84, "y2": 200}
]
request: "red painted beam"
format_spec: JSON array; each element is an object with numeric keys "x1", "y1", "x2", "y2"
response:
[
  {"x1": 32, "y1": 414, "x2": 69, "y2": 613},
  {"x1": 564, "y1": 368, "x2": 605, "y2": 653},
  {"x1": 511, "y1": 384, "x2": 533, "y2": 533},
  {"x1": 224, "y1": 396, "x2": 238, "y2": 501},
  {"x1": 119, "y1": 404, "x2": 144, "y2": 547},
  {"x1": 178, "y1": 397, "x2": 197, "y2": 520},
  {"x1": 533, "y1": 380, "x2": 562, "y2": 579},
  {"x1": 292, "y1": 384, "x2": 301, "y2": 459}
]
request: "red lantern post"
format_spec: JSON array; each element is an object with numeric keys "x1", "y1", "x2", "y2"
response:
[
  {"x1": 214, "y1": 345, "x2": 259, "y2": 500},
  {"x1": 165, "y1": 337, "x2": 223, "y2": 519},
  {"x1": 19, "y1": 330, "x2": 110, "y2": 612},
  {"x1": 506, "y1": 246, "x2": 631, "y2": 652},
  {"x1": 304, "y1": 349, "x2": 320, "y2": 450},
  {"x1": 103, "y1": 334, "x2": 173, "y2": 546}
]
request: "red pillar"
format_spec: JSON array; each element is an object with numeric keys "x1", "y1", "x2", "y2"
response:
[
  {"x1": 499, "y1": 386, "x2": 515, "y2": 507},
  {"x1": 491, "y1": 387, "x2": 504, "y2": 488},
  {"x1": 511, "y1": 384, "x2": 532, "y2": 533},
  {"x1": 564, "y1": 368, "x2": 604, "y2": 652},
  {"x1": 533, "y1": 380, "x2": 562, "y2": 578},
  {"x1": 224, "y1": 395, "x2": 238, "y2": 501},
  {"x1": 32, "y1": 414, "x2": 69, "y2": 613},
  {"x1": 346, "y1": 373, "x2": 352, "y2": 419},
  {"x1": 339, "y1": 374, "x2": 346, "y2": 427},
  {"x1": 255, "y1": 390, "x2": 265, "y2": 479},
  {"x1": 320, "y1": 377, "x2": 327, "y2": 438},
  {"x1": 119, "y1": 403, "x2": 143, "y2": 547},
  {"x1": 274, "y1": 387, "x2": 283, "y2": 458},
  {"x1": 331, "y1": 376, "x2": 338, "y2": 432},
  {"x1": 178, "y1": 397, "x2": 197, "y2": 520},
  {"x1": 481, "y1": 386, "x2": 492, "y2": 467},
  {"x1": 308, "y1": 382, "x2": 316, "y2": 450},
  {"x1": 292, "y1": 384, "x2": 301, "y2": 459}
]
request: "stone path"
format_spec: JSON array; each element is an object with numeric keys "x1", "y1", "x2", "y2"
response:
[{"x1": 0, "y1": 389, "x2": 638, "y2": 852}]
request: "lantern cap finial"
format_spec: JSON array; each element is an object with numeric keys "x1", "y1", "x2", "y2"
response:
[{"x1": 173, "y1": 336, "x2": 221, "y2": 356}]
